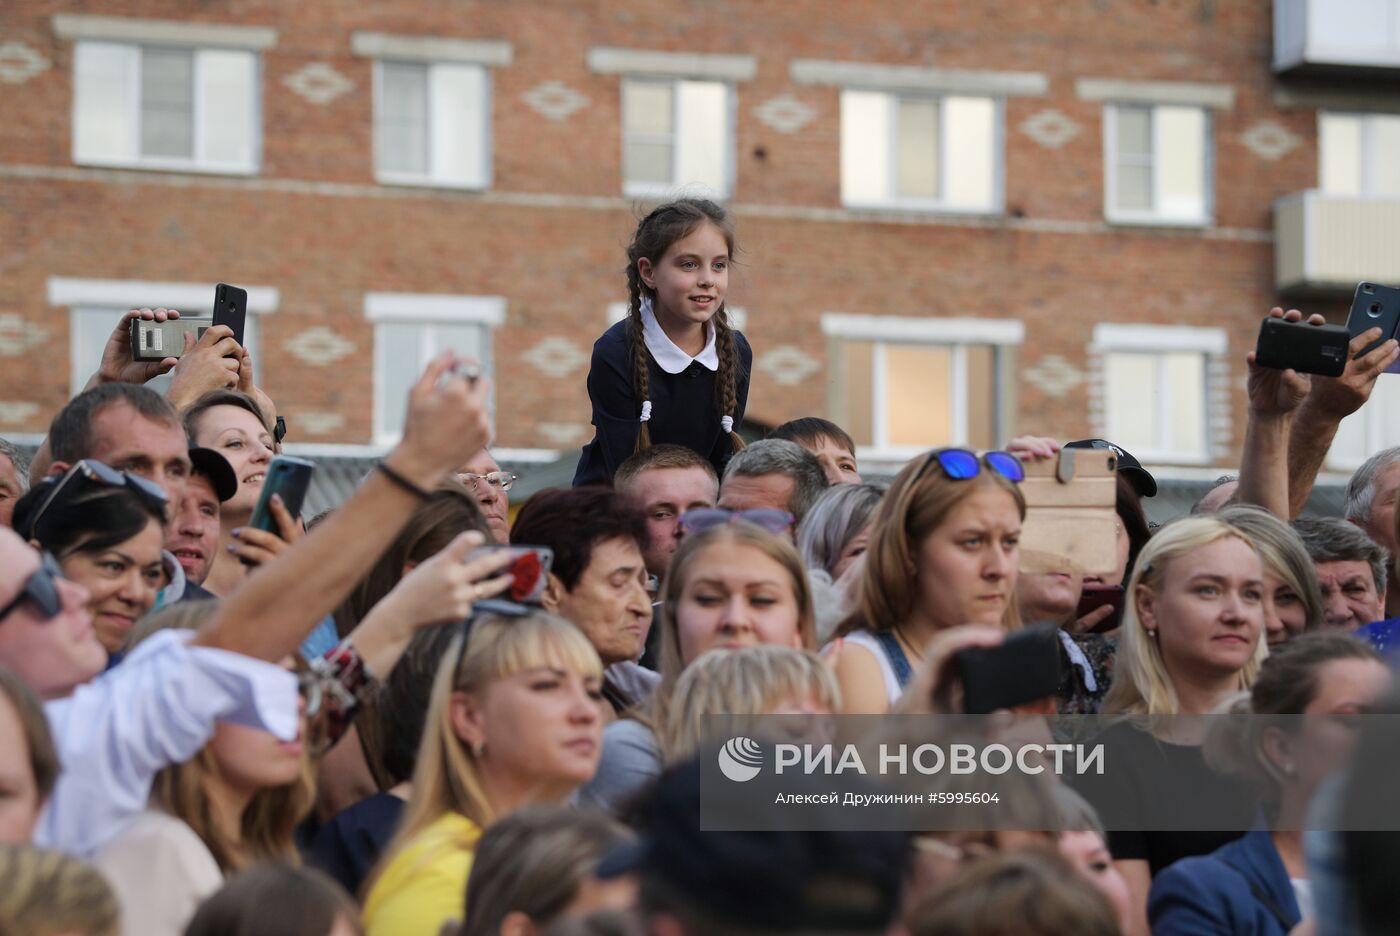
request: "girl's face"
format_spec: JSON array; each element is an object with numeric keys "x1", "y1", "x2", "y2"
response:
[
  {"x1": 460, "y1": 665, "x2": 603, "y2": 794},
  {"x1": 831, "y1": 524, "x2": 872, "y2": 582},
  {"x1": 913, "y1": 484, "x2": 1021, "y2": 631},
  {"x1": 675, "y1": 542, "x2": 804, "y2": 666},
  {"x1": 1059, "y1": 831, "x2": 1132, "y2": 934},
  {"x1": 1138, "y1": 536, "x2": 1265, "y2": 683},
  {"x1": 59, "y1": 519, "x2": 165, "y2": 654},
  {"x1": 1261, "y1": 572, "x2": 1309, "y2": 646},
  {"x1": 196, "y1": 404, "x2": 273, "y2": 516},
  {"x1": 1282, "y1": 657, "x2": 1392, "y2": 803},
  {"x1": 209, "y1": 657, "x2": 307, "y2": 793},
  {"x1": 0, "y1": 694, "x2": 42, "y2": 844},
  {"x1": 638, "y1": 222, "x2": 730, "y2": 331}
]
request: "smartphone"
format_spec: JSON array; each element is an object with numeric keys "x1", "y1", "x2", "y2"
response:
[
  {"x1": 247, "y1": 456, "x2": 316, "y2": 536},
  {"x1": 466, "y1": 546, "x2": 555, "y2": 605},
  {"x1": 213, "y1": 283, "x2": 248, "y2": 347},
  {"x1": 953, "y1": 625, "x2": 1062, "y2": 715},
  {"x1": 130, "y1": 317, "x2": 212, "y2": 360},
  {"x1": 1345, "y1": 281, "x2": 1400, "y2": 373},
  {"x1": 1076, "y1": 585, "x2": 1125, "y2": 634},
  {"x1": 1255, "y1": 318, "x2": 1349, "y2": 377},
  {"x1": 1018, "y1": 449, "x2": 1119, "y2": 579}
]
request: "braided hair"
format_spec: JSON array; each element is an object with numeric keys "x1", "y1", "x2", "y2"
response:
[{"x1": 624, "y1": 198, "x2": 747, "y2": 456}]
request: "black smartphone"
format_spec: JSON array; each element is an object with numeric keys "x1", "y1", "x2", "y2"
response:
[
  {"x1": 1076, "y1": 585, "x2": 1126, "y2": 634},
  {"x1": 465, "y1": 546, "x2": 555, "y2": 604},
  {"x1": 1345, "y1": 281, "x2": 1400, "y2": 372},
  {"x1": 247, "y1": 455, "x2": 316, "y2": 536},
  {"x1": 1255, "y1": 318, "x2": 1349, "y2": 377},
  {"x1": 953, "y1": 625, "x2": 1062, "y2": 715},
  {"x1": 213, "y1": 283, "x2": 248, "y2": 347}
]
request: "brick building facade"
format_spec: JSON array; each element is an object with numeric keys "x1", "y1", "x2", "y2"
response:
[{"x1": 2, "y1": 0, "x2": 1398, "y2": 484}]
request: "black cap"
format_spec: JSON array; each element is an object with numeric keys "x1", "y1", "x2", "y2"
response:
[
  {"x1": 1063, "y1": 438, "x2": 1157, "y2": 498},
  {"x1": 188, "y1": 447, "x2": 238, "y2": 503},
  {"x1": 598, "y1": 757, "x2": 909, "y2": 932}
]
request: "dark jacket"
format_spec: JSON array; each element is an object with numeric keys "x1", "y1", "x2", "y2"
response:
[
  {"x1": 573, "y1": 320, "x2": 751, "y2": 486},
  {"x1": 1149, "y1": 826, "x2": 1301, "y2": 936}
]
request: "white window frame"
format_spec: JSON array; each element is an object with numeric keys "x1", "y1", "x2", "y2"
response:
[
  {"x1": 1319, "y1": 111, "x2": 1400, "y2": 196},
  {"x1": 371, "y1": 59, "x2": 493, "y2": 190},
  {"x1": 70, "y1": 40, "x2": 262, "y2": 175},
  {"x1": 840, "y1": 90, "x2": 1005, "y2": 214},
  {"x1": 47, "y1": 277, "x2": 279, "y2": 396},
  {"x1": 619, "y1": 76, "x2": 735, "y2": 199},
  {"x1": 1103, "y1": 103, "x2": 1214, "y2": 227},
  {"x1": 821, "y1": 314, "x2": 1022, "y2": 461},
  {"x1": 1092, "y1": 323, "x2": 1224, "y2": 465},
  {"x1": 365, "y1": 293, "x2": 505, "y2": 446}
]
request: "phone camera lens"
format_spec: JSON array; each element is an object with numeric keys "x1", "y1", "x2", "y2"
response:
[
  {"x1": 1363, "y1": 283, "x2": 1376, "y2": 295},
  {"x1": 1369, "y1": 302, "x2": 1384, "y2": 318}
]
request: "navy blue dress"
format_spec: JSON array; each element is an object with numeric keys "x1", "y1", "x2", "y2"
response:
[
  {"x1": 306, "y1": 791, "x2": 405, "y2": 897},
  {"x1": 573, "y1": 320, "x2": 752, "y2": 487}
]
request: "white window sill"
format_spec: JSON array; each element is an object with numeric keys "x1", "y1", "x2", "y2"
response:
[
  {"x1": 73, "y1": 156, "x2": 259, "y2": 176},
  {"x1": 375, "y1": 172, "x2": 490, "y2": 192},
  {"x1": 1131, "y1": 450, "x2": 1213, "y2": 467},
  {"x1": 842, "y1": 198, "x2": 1003, "y2": 217},
  {"x1": 622, "y1": 181, "x2": 730, "y2": 200},
  {"x1": 1104, "y1": 211, "x2": 1212, "y2": 230}
]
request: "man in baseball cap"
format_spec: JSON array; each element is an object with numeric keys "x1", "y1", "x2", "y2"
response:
[
  {"x1": 598, "y1": 757, "x2": 909, "y2": 935},
  {"x1": 1063, "y1": 438, "x2": 1157, "y2": 498},
  {"x1": 165, "y1": 446, "x2": 238, "y2": 600}
]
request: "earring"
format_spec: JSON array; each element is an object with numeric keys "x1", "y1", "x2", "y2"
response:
[
  {"x1": 472, "y1": 740, "x2": 485, "y2": 757},
  {"x1": 1146, "y1": 630, "x2": 1158, "y2": 639},
  {"x1": 1282, "y1": 762, "x2": 1295, "y2": 776}
]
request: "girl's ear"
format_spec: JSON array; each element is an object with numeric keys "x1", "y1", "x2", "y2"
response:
[
  {"x1": 449, "y1": 690, "x2": 486, "y2": 752},
  {"x1": 637, "y1": 256, "x2": 656, "y2": 290},
  {"x1": 1135, "y1": 584, "x2": 1158, "y2": 636}
]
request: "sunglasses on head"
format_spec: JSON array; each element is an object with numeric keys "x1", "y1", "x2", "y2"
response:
[
  {"x1": 26, "y1": 459, "x2": 169, "y2": 539},
  {"x1": 913, "y1": 448, "x2": 1025, "y2": 485},
  {"x1": 0, "y1": 552, "x2": 66, "y2": 625},
  {"x1": 679, "y1": 508, "x2": 796, "y2": 537}
]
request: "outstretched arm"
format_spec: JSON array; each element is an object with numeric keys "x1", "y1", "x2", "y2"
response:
[{"x1": 1238, "y1": 308, "x2": 1315, "y2": 517}]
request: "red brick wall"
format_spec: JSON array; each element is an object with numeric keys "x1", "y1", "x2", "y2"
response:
[{"x1": 0, "y1": 0, "x2": 1338, "y2": 465}]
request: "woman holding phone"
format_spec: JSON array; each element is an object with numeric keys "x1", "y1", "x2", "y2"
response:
[
  {"x1": 183, "y1": 390, "x2": 299, "y2": 597},
  {"x1": 831, "y1": 448, "x2": 1026, "y2": 714}
]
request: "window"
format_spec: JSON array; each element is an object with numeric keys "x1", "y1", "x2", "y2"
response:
[
  {"x1": 374, "y1": 60, "x2": 490, "y2": 188},
  {"x1": 1319, "y1": 112, "x2": 1400, "y2": 196},
  {"x1": 621, "y1": 77, "x2": 731, "y2": 197},
  {"x1": 823, "y1": 315, "x2": 1021, "y2": 457},
  {"x1": 1330, "y1": 378, "x2": 1400, "y2": 470},
  {"x1": 366, "y1": 294, "x2": 505, "y2": 444},
  {"x1": 73, "y1": 41, "x2": 259, "y2": 173},
  {"x1": 1094, "y1": 324, "x2": 1223, "y2": 463},
  {"x1": 840, "y1": 91, "x2": 999, "y2": 212},
  {"x1": 1104, "y1": 104, "x2": 1211, "y2": 224}
]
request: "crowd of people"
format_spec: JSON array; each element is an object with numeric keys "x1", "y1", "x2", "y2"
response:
[{"x1": 3, "y1": 196, "x2": 1400, "y2": 936}]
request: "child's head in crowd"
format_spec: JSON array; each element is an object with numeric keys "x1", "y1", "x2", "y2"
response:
[{"x1": 769, "y1": 417, "x2": 861, "y2": 485}]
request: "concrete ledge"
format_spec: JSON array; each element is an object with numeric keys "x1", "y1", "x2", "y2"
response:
[
  {"x1": 821, "y1": 313, "x2": 1025, "y2": 345},
  {"x1": 1075, "y1": 77, "x2": 1235, "y2": 110},
  {"x1": 48, "y1": 277, "x2": 280, "y2": 313},
  {"x1": 351, "y1": 32, "x2": 512, "y2": 67},
  {"x1": 791, "y1": 59, "x2": 1047, "y2": 96},
  {"x1": 53, "y1": 14, "x2": 276, "y2": 50},
  {"x1": 363, "y1": 292, "x2": 506, "y2": 325},
  {"x1": 585, "y1": 47, "x2": 756, "y2": 81}
]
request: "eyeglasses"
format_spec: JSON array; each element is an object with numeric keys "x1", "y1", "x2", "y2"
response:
[
  {"x1": 913, "y1": 448, "x2": 1025, "y2": 485},
  {"x1": 25, "y1": 459, "x2": 169, "y2": 539},
  {"x1": 679, "y1": 508, "x2": 796, "y2": 537},
  {"x1": 456, "y1": 471, "x2": 517, "y2": 493},
  {"x1": 0, "y1": 552, "x2": 66, "y2": 625}
]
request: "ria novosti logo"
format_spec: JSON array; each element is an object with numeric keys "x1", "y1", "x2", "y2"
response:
[{"x1": 717, "y1": 737, "x2": 763, "y2": 782}]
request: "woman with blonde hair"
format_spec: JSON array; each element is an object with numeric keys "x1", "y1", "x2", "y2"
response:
[
  {"x1": 92, "y1": 600, "x2": 315, "y2": 936},
  {"x1": 579, "y1": 522, "x2": 816, "y2": 813},
  {"x1": 362, "y1": 610, "x2": 604, "y2": 936},
  {"x1": 1080, "y1": 514, "x2": 1269, "y2": 936},
  {"x1": 1218, "y1": 504, "x2": 1323, "y2": 645},
  {"x1": 833, "y1": 448, "x2": 1026, "y2": 714}
]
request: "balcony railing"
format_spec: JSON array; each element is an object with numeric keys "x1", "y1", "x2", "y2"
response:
[
  {"x1": 1275, "y1": 0, "x2": 1400, "y2": 74},
  {"x1": 1275, "y1": 190, "x2": 1400, "y2": 292}
]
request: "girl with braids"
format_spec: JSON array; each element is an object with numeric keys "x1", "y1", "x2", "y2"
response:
[{"x1": 574, "y1": 198, "x2": 752, "y2": 486}]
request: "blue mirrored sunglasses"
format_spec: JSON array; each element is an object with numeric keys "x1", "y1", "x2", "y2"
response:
[{"x1": 914, "y1": 448, "x2": 1025, "y2": 484}]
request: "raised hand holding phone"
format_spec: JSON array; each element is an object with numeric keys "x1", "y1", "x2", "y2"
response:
[{"x1": 384, "y1": 351, "x2": 493, "y2": 493}]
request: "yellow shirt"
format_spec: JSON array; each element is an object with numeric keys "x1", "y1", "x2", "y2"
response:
[{"x1": 363, "y1": 811, "x2": 481, "y2": 936}]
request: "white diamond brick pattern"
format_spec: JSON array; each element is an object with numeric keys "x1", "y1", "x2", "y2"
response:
[
  {"x1": 285, "y1": 327, "x2": 355, "y2": 366},
  {"x1": 1240, "y1": 122, "x2": 1301, "y2": 161},
  {"x1": 1023, "y1": 354, "x2": 1085, "y2": 399},
  {"x1": 0, "y1": 401, "x2": 39, "y2": 424},
  {"x1": 522, "y1": 81, "x2": 589, "y2": 122},
  {"x1": 522, "y1": 336, "x2": 588, "y2": 378},
  {"x1": 754, "y1": 94, "x2": 816, "y2": 134},
  {"x1": 292, "y1": 411, "x2": 346, "y2": 436},
  {"x1": 0, "y1": 315, "x2": 46, "y2": 356},
  {"x1": 283, "y1": 63, "x2": 354, "y2": 106},
  {"x1": 756, "y1": 345, "x2": 820, "y2": 386},
  {"x1": 1020, "y1": 109, "x2": 1081, "y2": 149},
  {"x1": 0, "y1": 42, "x2": 50, "y2": 84}
]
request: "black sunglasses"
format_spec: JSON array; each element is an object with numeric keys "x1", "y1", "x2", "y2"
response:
[
  {"x1": 26, "y1": 460, "x2": 168, "y2": 539},
  {"x1": 0, "y1": 552, "x2": 65, "y2": 625},
  {"x1": 912, "y1": 448, "x2": 1026, "y2": 485}
]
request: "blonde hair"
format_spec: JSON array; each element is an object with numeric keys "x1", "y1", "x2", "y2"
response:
[
  {"x1": 1217, "y1": 504, "x2": 1323, "y2": 632},
  {"x1": 644, "y1": 524, "x2": 817, "y2": 735},
  {"x1": 1103, "y1": 516, "x2": 1269, "y2": 716},
  {"x1": 374, "y1": 611, "x2": 603, "y2": 885},
  {"x1": 131, "y1": 600, "x2": 315, "y2": 872},
  {"x1": 838, "y1": 453, "x2": 1025, "y2": 637},
  {"x1": 0, "y1": 844, "x2": 119, "y2": 936},
  {"x1": 659, "y1": 646, "x2": 840, "y2": 764}
]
